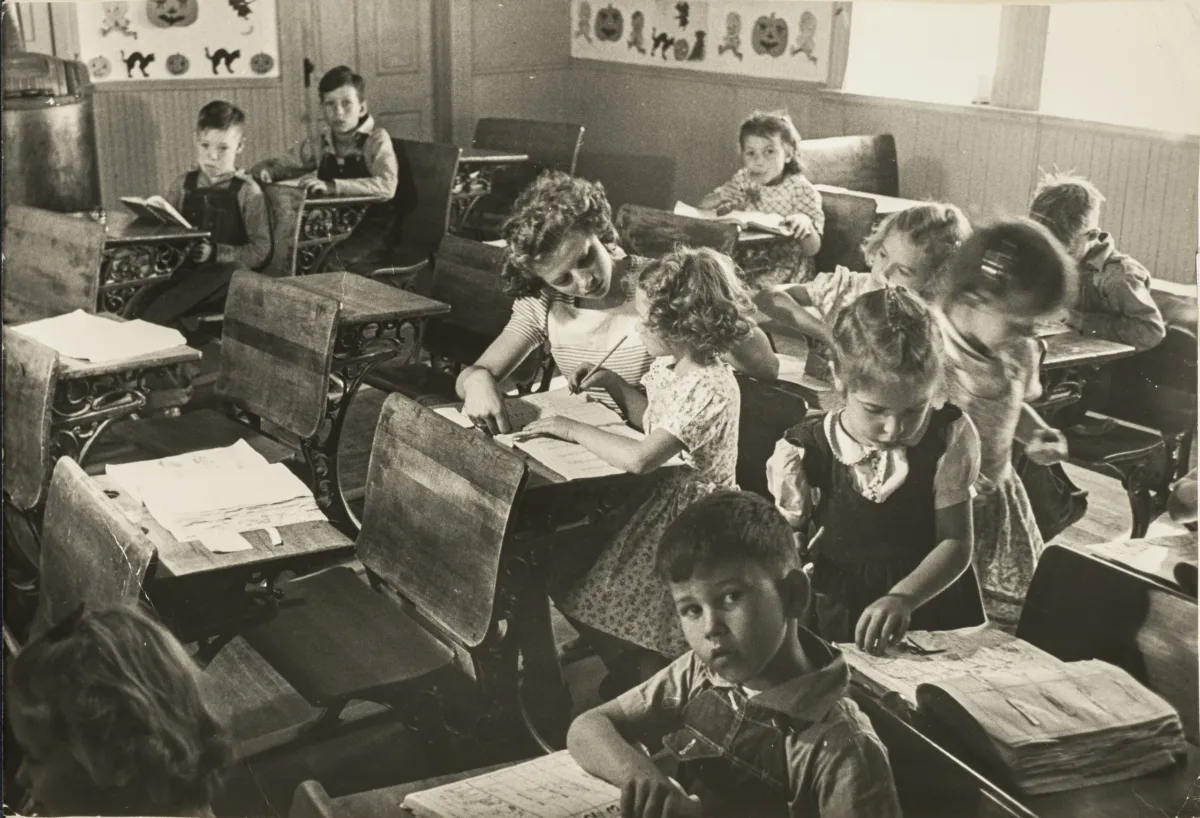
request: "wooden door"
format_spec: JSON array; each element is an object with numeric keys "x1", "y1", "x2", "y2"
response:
[{"x1": 286, "y1": 0, "x2": 436, "y2": 143}]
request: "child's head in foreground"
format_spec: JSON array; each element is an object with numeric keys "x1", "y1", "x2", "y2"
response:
[
  {"x1": 862, "y1": 202, "x2": 972, "y2": 295},
  {"x1": 656, "y1": 490, "x2": 806, "y2": 686},
  {"x1": 632, "y1": 246, "x2": 753, "y2": 364},
  {"x1": 738, "y1": 110, "x2": 804, "y2": 186},
  {"x1": 500, "y1": 170, "x2": 620, "y2": 299},
  {"x1": 940, "y1": 218, "x2": 1077, "y2": 352},
  {"x1": 1028, "y1": 172, "x2": 1104, "y2": 262},
  {"x1": 318, "y1": 65, "x2": 368, "y2": 135},
  {"x1": 830, "y1": 287, "x2": 945, "y2": 450},
  {"x1": 194, "y1": 100, "x2": 245, "y2": 181},
  {"x1": 7, "y1": 604, "x2": 230, "y2": 816}
]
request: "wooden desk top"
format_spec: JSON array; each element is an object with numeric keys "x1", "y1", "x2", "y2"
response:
[
  {"x1": 302, "y1": 192, "x2": 387, "y2": 207},
  {"x1": 91, "y1": 473, "x2": 353, "y2": 580},
  {"x1": 333, "y1": 762, "x2": 513, "y2": 818},
  {"x1": 1022, "y1": 745, "x2": 1200, "y2": 818},
  {"x1": 284, "y1": 272, "x2": 451, "y2": 325},
  {"x1": 102, "y1": 210, "x2": 210, "y2": 244},
  {"x1": 1077, "y1": 532, "x2": 1198, "y2": 594},
  {"x1": 814, "y1": 184, "x2": 922, "y2": 216},
  {"x1": 777, "y1": 353, "x2": 833, "y2": 397},
  {"x1": 736, "y1": 228, "x2": 790, "y2": 244},
  {"x1": 1041, "y1": 331, "x2": 1137, "y2": 370},
  {"x1": 459, "y1": 147, "x2": 531, "y2": 164},
  {"x1": 57, "y1": 343, "x2": 201, "y2": 379}
]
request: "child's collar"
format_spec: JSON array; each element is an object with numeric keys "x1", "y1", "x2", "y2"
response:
[{"x1": 322, "y1": 113, "x2": 376, "y2": 144}]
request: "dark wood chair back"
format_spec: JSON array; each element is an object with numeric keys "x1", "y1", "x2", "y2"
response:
[
  {"x1": 30, "y1": 457, "x2": 156, "y2": 638},
  {"x1": 288, "y1": 780, "x2": 338, "y2": 818},
  {"x1": 735, "y1": 372, "x2": 809, "y2": 499},
  {"x1": 1103, "y1": 325, "x2": 1197, "y2": 438},
  {"x1": 391, "y1": 139, "x2": 462, "y2": 261},
  {"x1": 262, "y1": 183, "x2": 308, "y2": 277},
  {"x1": 795, "y1": 134, "x2": 900, "y2": 197},
  {"x1": 3, "y1": 206, "x2": 106, "y2": 324},
  {"x1": 2, "y1": 329, "x2": 58, "y2": 512},
  {"x1": 357, "y1": 394, "x2": 528, "y2": 647},
  {"x1": 615, "y1": 204, "x2": 739, "y2": 258},
  {"x1": 814, "y1": 190, "x2": 877, "y2": 273},
  {"x1": 1018, "y1": 544, "x2": 1199, "y2": 743},
  {"x1": 473, "y1": 118, "x2": 585, "y2": 176},
  {"x1": 216, "y1": 271, "x2": 340, "y2": 440}
]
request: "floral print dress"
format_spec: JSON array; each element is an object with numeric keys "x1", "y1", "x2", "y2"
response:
[{"x1": 559, "y1": 358, "x2": 741, "y2": 657}]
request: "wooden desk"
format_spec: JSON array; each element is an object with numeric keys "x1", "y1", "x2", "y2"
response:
[
  {"x1": 332, "y1": 762, "x2": 514, "y2": 818},
  {"x1": 460, "y1": 147, "x2": 531, "y2": 165},
  {"x1": 776, "y1": 352, "x2": 832, "y2": 408},
  {"x1": 1076, "y1": 533, "x2": 1198, "y2": 596},
  {"x1": 283, "y1": 273, "x2": 451, "y2": 532},
  {"x1": 814, "y1": 184, "x2": 923, "y2": 217},
  {"x1": 99, "y1": 212, "x2": 210, "y2": 316},
  {"x1": 293, "y1": 191, "x2": 387, "y2": 275},
  {"x1": 1041, "y1": 331, "x2": 1137, "y2": 371},
  {"x1": 54, "y1": 340, "x2": 201, "y2": 464},
  {"x1": 451, "y1": 148, "x2": 531, "y2": 234}
]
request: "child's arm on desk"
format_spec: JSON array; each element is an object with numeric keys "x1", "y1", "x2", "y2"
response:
[
  {"x1": 249, "y1": 138, "x2": 318, "y2": 184},
  {"x1": 753, "y1": 285, "x2": 833, "y2": 347},
  {"x1": 727, "y1": 328, "x2": 781, "y2": 382},
  {"x1": 569, "y1": 366, "x2": 649, "y2": 427},
  {"x1": 521, "y1": 419, "x2": 684, "y2": 476}
]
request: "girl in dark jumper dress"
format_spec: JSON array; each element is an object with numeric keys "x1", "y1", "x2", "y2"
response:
[{"x1": 767, "y1": 287, "x2": 986, "y2": 653}]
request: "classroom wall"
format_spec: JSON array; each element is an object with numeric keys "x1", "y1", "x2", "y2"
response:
[{"x1": 565, "y1": 61, "x2": 1200, "y2": 285}]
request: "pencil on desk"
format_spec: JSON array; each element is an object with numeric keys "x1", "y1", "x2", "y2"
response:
[{"x1": 571, "y1": 335, "x2": 628, "y2": 394}]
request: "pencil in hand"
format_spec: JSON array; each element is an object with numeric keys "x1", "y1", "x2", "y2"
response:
[{"x1": 570, "y1": 335, "x2": 628, "y2": 394}]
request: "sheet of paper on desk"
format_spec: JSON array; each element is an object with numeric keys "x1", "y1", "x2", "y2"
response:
[
  {"x1": 673, "y1": 201, "x2": 790, "y2": 235},
  {"x1": 1088, "y1": 539, "x2": 1173, "y2": 577},
  {"x1": 435, "y1": 389, "x2": 627, "y2": 434},
  {"x1": 402, "y1": 750, "x2": 620, "y2": 818},
  {"x1": 107, "y1": 440, "x2": 268, "y2": 506},
  {"x1": 12, "y1": 310, "x2": 188, "y2": 362}
]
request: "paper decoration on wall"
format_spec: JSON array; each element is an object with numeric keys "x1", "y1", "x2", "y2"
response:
[
  {"x1": 101, "y1": 2, "x2": 137, "y2": 39},
  {"x1": 77, "y1": 0, "x2": 279, "y2": 82},
  {"x1": 146, "y1": 0, "x2": 198, "y2": 28},
  {"x1": 571, "y1": 0, "x2": 834, "y2": 84}
]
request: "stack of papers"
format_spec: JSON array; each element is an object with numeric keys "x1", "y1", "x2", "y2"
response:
[
  {"x1": 106, "y1": 441, "x2": 325, "y2": 551},
  {"x1": 843, "y1": 628, "x2": 1188, "y2": 794},
  {"x1": 673, "y1": 201, "x2": 791, "y2": 236},
  {"x1": 13, "y1": 310, "x2": 187, "y2": 362}
]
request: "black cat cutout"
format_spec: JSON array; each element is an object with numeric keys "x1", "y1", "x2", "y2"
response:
[
  {"x1": 688, "y1": 31, "x2": 706, "y2": 61},
  {"x1": 205, "y1": 47, "x2": 241, "y2": 74},
  {"x1": 228, "y1": 0, "x2": 254, "y2": 19},
  {"x1": 650, "y1": 29, "x2": 676, "y2": 60},
  {"x1": 121, "y1": 50, "x2": 155, "y2": 78},
  {"x1": 675, "y1": 2, "x2": 690, "y2": 28}
]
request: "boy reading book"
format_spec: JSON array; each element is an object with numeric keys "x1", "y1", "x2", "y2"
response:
[
  {"x1": 131, "y1": 100, "x2": 271, "y2": 332},
  {"x1": 567, "y1": 490, "x2": 902, "y2": 818}
]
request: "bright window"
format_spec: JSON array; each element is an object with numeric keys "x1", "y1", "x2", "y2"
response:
[
  {"x1": 843, "y1": 3, "x2": 1002, "y2": 106},
  {"x1": 1040, "y1": 1, "x2": 1200, "y2": 135}
]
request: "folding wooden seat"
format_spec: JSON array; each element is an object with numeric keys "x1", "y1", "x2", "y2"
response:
[
  {"x1": 795, "y1": 134, "x2": 900, "y2": 196},
  {"x1": 734, "y1": 372, "x2": 809, "y2": 499}
]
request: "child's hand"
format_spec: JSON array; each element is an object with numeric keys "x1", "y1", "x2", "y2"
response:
[
  {"x1": 570, "y1": 363, "x2": 616, "y2": 394},
  {"x1": 620, "y1": 774, "x2": 703, "y2": 818},
  {"x1": 781, "y1": 213, "x2": 816, "y2": 239},
  {"x1": 713, "y1": 204, "x2": 734, "y2": 217},
  {"x1": 519, "y1": 416, "x2": 582, "y2": 443},
  {"x1": 257, "y1": 167, "x2": 274, "y2": 184},
  {"x1": 1025, "y1": 428, "x2": 1068, "y2": 465},
  {"x1": 856, "y1": 593, "x2": 915, "y2": 655},
  {"x1": 189, "y1": 239, "x2": 214, "y2": 263},
  {"x1": 304, "y1": 178, "x2": 331, "y2": 196},
  {"x1": 1063, "y1": 309, "x2": 1084, "y2": 331}
]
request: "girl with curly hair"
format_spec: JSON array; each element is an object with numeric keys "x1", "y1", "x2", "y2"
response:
[
  {"x1": 455, "y1": 171, "x2": 778, "y2": 435},
  {"x1": 7, "y1": 604, "x2": 230, "y2": 816},
  {"x1": 521, "y1": 247, "x2": 751, "y2": 689},
  {"x1": 767, "y1": 287, "x2": 985, "y2": 651}
]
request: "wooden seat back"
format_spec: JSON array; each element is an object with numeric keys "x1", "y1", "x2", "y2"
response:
[
  {"x1": 216, "y1": 271, "x2": 340, "y2": 440},
  {"x1": 3, "y1": 205, "x2": 106, "y2": 323},
  {"x1": 288, "y1": 780, "x2": 338, "y2": 818},
  {"x1": 473, "y1": 118, "x2": 585, "y2": 176},
  {"x1": 261, "y1": 183, "x2": 308, "y2": 277},
  {"x1": 2, "y1": 329, "x2": 58, "y2": 512},
  {"x1": 1103, "y1": 325, "x2": 1197, "y2": 438},
  {"x1": 814, "y1": 190, "x2": 877, "y2": 273},
  {"x1": 391, "y1": 139, "x2": 462, "y2": 260},
  {"x1": 735, "y1": 372, "x2": 809, "y2": 499},
  {"x1": 30, "y1": 457, "x2": 156, "y2": 638},
  {"x1": 1018, "y1": 544, "x2": 1199, "y2": 743},
  {"x1": 615, "y1": 204, "x2": 739, "y2": 258},
  {"x1": 795, "y1": 134, "x2": 899, "y2": 197},
  {"x1": 357, "y1": 394, "x2": 528, "y2": 647}
]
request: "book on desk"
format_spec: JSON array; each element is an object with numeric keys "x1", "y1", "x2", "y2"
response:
[
  {"x1": 841, "y1": 628, "x2": 1188, "y2": 796},
  {"x1": 120, "y1": 195, "x2": 194, "y2": 229},
  {"x1": 672, "y1": 201, "x2": 792, "y2": 236}
]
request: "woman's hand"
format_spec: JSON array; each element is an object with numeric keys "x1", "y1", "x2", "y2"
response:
[
  {"x1": 1025, "y1": 428, "x2": 1069, "y2": 465},
  {"x1": 304, "y1": 178, "x2": 332, "y2": 196},
  {"x1": 620, "y1": 774, "x2": 703, "y2": 818},
  {"x1": 461, "y1": 370, "x2": 512, "y2": 435},
  {"x1": 856, "y1": 593, "x2": 915, "y2": 655},
  {"x1": 570, "y1": 363, "x2": 616, "y2": 394},
  {"x1": 519, "y1": 416, "x2": 583, "y2": 442}
]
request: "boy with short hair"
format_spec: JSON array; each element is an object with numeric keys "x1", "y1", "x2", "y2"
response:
[
  {"x1": 567, "y1": 490, "x2": 902, "y2": 818},
  {"x1": 136, "y1": 100, "x2": 271, "y2": 330},
  {"x1": 251, "y1": 65, "x2": 399, "y2": 273}
]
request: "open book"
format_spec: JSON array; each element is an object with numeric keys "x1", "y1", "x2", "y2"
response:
[
  {"x1": 120, "y1": 195, "x2": 194, "y2": 228},
  {"x1": 402, "y1": 751, "x2": 620, "y2": 818},
  {"x1": 673, "y1": 201, "x2": 791, "y2": 236},
  {"x1": 12, "y1": 309, "x2": 188, "y2": 363}
]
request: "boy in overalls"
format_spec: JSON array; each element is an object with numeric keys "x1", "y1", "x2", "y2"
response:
[
  {"x1": 136, "y1": 101, "x2": 271, "y2": 330},
  {"x1": 252, "y1": 66, "x2": 399, "y2": 274},
  {"x1": 567, "y1": 490, "x2": 901, "y2": 818}
]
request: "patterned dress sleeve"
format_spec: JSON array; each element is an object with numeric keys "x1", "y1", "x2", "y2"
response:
[
  {"x1": 654, "y1": 368, "x2": 735, "y2": 453},
  {"x1": 707, "y1": 168, "x2": 753, "y2": 211},
  {"x1": 1014, "y1": 339, "x2": 1042, "y2": 403},
  {"x1": 766, "y1": 437, "x2": 815, "y2": 529},
  {"x1": 933, "y1": 413, "x2": 982, "y2": 509},
  {"x1": 502, "y1": 292, "x2": 552, "y2": 348},
  {"x1": 788, "y1": 174, "x2": 825, "y2": 235}
]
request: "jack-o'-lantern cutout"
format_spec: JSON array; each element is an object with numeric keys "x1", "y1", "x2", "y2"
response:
[
  {"x1": 88, "y1": 56, "x2": 112, "y2": 79},
  {"x1": 165, "y1": 52, "x2": 189, "y2": 75},
  {"x1": 594, "y1": 4, "x2": 623, "y2": 42},
  {"x1": 146, "y1": 0, "x2": 198, "y2": 28},
  {"x1": 751, "y1": 14, "x2": 788, "y2": 57},
  {"x1": 249, "y1": 52, "x2": 275, "y2": 75}
]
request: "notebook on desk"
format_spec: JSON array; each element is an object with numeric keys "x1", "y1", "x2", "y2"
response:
[
  {"x1": 120, "y1": 195, "x2": 193, "y2": 228},
  {"x1": 12, "y1": 310, "x2": 188, "y2": 363},
  {"x1": 401, "y1": 751, "x2": 620, "y2": 818}
]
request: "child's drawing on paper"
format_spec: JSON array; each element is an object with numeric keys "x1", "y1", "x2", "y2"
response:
[
  {"x1": 792, "y1": 10, "x2": 818, "y2": 63},
  {"x1": 718, "y1": 11, "x2": 743, "y2": 60},
  {"x1": 628, "y1": 10, "x2": 647, "y2": 53},
  {"x1": 100, "y1": 2, "x2": 137, "y2": 39},
  {"x1": 576, "y1": 1, "x2": 594, "y2": 43}
]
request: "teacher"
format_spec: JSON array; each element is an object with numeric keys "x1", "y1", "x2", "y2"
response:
[{"x1": 456, "y1": 172, "x2": 780, "y2": 434}]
